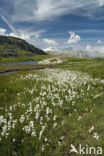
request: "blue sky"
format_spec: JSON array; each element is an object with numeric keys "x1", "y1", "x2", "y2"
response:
[{"x1": 0, "y1": 0, "x2": 104, "y2": 55}]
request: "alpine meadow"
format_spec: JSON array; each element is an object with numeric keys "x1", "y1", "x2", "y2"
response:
[{"x1": 0, "y1": 0, "x2": 104, "y2": 156}]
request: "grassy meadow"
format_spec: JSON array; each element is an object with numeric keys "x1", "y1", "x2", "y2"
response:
[
  {"x1": 0, "y1": 56, "x2": 104, "y2": 156},
  {"x1": 0, "y1": 54, "x2": 53, "y2": 63}
]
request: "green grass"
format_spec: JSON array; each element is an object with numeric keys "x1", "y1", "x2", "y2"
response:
[
  {"x1": 56, "y1": 57, "x2": 104, "y2": 79},
  {"x1": 0, "y1": 56, "x2": 104, "y2": 155},
  {"x1": 49, "y1": 58, "x2": 57, "y2": 62},
  {"x1": 0, "y1": 64, "x2": 55, "y2": 73},
  {"x1": 0, "y1": 54, "x2": 53, "y2": 63}
]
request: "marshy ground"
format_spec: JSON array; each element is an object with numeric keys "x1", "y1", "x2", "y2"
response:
[{"x1": 0, "y1": 56, "x2": 104, "y2": 156}]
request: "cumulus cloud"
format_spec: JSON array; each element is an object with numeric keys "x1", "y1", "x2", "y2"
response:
[
  {"x1": 9, "y1": 32, "x2": 31, "y2": 40},
  {"x1": 0, "y1": 27, "x2": 30, "y2": 40},
  {"x1": 68, "y1": 32, "x2": 81, "y2": 44},
  {"x1": 0, "y1": 28, "x2": 6, "y2": 35},
  {"x1": 0, "y1": 27, "x2": 45, "y2": 43},
  {"x1": 97, "y1": 39, "x2": 103, "y2": 44},
  {"x1": 43, "y1": 46, "x2": 57, "y2": 52},
  {"x1": 43, "y1": 38, "x2": 58, "y2": 45}
]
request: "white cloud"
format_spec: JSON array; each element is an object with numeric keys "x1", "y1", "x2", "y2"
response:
[
  {"x1": 0, "y1": 26, "x2": 47, "y2": 50},
  {"x1": 9, "y1": 33, "x2": 19, "y2": 38},
  {"x1": 68, "y1": 32, "x2": 81, "y2": 44},
  {"x1": 43, "y1": 38, "x2": 58, "y2": 45},
  {"x1": 0, "y1": 28, "x2": 6, "y2": 35},
  {"x1": 97, "y1": 39, "x2": 103, "y2": 44},
  {"x1": 93, "y1": 46, "x2": 104, "y2": 54},
  {"x1": 8, "y1": 32, "x2": 30, "y2": 40},
  {"x1": 86, "y1": 45, "x2": 92, "y2": 52},
  {"x1": 43, "y1": 46, "x2": 57, "y2": 52},
  {"x1": 1, "y1": 15, "x2": 45, "y2": 42},
  {"x1": 31, "y1": 30, "x2": 46, "y2": 39},
  {"x1": 75, "y1": 29, "x2": 104, "y2": 34},
  {"x1": 0, "y1": 27, "x2": 31, "y2": 40},
  {"x1": 1, "y1": 15, "x2": 32, "y2": 40},
  {"x1": 3, "y1": 0, "x2": 104, "y2": 23},
  {"x1": 99, "y1": 0, "x2": 104, "y2": 6},
  {"x1": 0, "y1": 19, "x2": 45, "y2": 43},
  {"x1": 86, "y1": 44, "x2": 104, "y2": 57}
]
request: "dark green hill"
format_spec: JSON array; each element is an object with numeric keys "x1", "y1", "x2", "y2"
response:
[{"x1": 0, "y1": 35, "x2": 46, "y2": 57}]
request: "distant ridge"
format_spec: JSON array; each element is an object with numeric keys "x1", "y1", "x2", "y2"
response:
[
  {"x1": 46, "y1": 50, "x2": 89, "y2": 58},
  {"x1": 0, "y1": 35, "x2": 46, "y2": 57}
]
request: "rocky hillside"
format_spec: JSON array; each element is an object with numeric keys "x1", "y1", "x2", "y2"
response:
[{"x1": 0, "y1": 35, "x2": 46, "y2": 57}]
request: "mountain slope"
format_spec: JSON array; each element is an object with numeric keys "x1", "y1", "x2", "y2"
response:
[{"x1": 0, "y1": 35, "x2": 46, "y2": 57}]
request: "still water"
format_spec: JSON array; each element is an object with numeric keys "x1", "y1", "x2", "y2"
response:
[{"x1": 0, "y1": 61, "x2": 38, "y2": 65}]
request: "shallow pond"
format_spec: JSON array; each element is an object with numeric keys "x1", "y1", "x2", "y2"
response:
[{"x1": 0, "y1": 61, "x2": 38, "y2": 65}]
